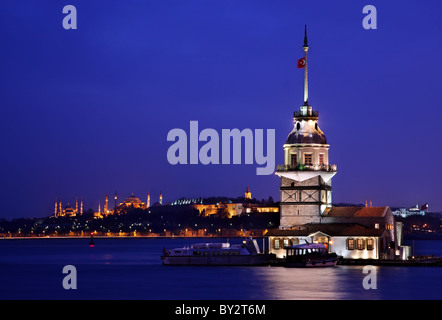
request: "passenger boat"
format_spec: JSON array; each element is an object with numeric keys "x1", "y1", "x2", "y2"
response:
[
  {"x1": 284, "y1": 242, "x2": 338, "y2": 267},
  {"x1": 161, "y1": 237, "x2": 274, "y2": 266}
]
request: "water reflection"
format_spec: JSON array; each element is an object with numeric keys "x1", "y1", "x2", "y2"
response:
[{"x1": 250, "y1": 266, "x2": 382, "y2": 300}]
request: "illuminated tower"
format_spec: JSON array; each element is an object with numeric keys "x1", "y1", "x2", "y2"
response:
[
  {"x1": 275, "y1": 26, "x2": 337, "y2": 229},
  {"x1": 80, "y1": 198, "x2": 83, "y2": 215},
  {"x1": 59, "y1": 200, "x2": 62, "y2": 216},
  {"x1": 147, "y1": 193, "x2": 151, "y2": 208},
  {"x1": 98, "y1": 200, "x2": 101, "y2": 214},
  {"x1": 159, "y1": 192, "x2": 163, "y2": 205},
  {"x1": 75, "y1": 197, "x2": 79, "y2": 214},
  {"x1": 54, "y1": 199, "x2": 58, "y2": 217},
  {"x1": 245, "y1": 186, "x2": 252, "y2": 200}
]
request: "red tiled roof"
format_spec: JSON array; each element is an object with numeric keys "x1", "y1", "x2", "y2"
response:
[{"x1": 324, "y1": 206, "x2": 387, "y2": 218}]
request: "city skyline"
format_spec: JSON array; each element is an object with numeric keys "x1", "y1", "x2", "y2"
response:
[{"x1": 1, "y1": 1, "x2": 442, "y2": 219}]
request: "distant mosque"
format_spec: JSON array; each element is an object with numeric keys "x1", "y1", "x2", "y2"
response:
[
  {"x1": 266, "y1": 26, "x2": 409, "y2": 261},
  {"x1": 53, "y1": 191, "x2": 163, "y2": 218},
  {"x1": 54, "y1": 197, "x2": 83, "y2": 217}
]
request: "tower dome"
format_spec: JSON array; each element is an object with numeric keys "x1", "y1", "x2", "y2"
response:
[{"x1": 286, "y1": 117, "x2": 327, "y2": 145}]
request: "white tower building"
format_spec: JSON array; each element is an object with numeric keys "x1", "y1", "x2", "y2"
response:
[{"x1": 276, "y1": 26, "x2": 337, "y2": 229}]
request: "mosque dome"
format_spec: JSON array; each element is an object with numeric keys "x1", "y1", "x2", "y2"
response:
[{"x1": 123, "y1": 194, "x2": 142, "y2": 205}]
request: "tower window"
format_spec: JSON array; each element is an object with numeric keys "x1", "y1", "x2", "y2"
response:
[
  {"x1": 291, "y1": 154, "x2": 297, "y2": 167},
  {"x1": 319, "y1": 154, "x2": 324, "y2": 165},
  {"x1": 304, "y1": 154, "x2": 312, "y2": 165},
  {"x1": 296, "y1": 122, "x2": 301, "y2": 131}
]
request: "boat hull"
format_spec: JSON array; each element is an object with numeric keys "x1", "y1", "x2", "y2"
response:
[
  {"x1": 161, "y1": 254, "x2": 272, "y2": 266},
  {"x1": 285, "y1": 257, "x2": 338, "y2": 268}
]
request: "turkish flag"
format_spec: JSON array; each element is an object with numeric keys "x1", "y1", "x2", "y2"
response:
[{"x1": 297, "y1": 57, "x2": 306, "y2": 68}]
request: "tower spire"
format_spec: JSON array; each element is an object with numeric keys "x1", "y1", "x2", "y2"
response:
[
  {"x1": 303, "y1": 24, "x2": 309, "y2": 106},
  {"x1": 303, "y1": 24, "x2": 308, "y2": 48}
]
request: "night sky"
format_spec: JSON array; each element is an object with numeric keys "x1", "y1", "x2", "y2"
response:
[{"x1": 1, "y1": 1, "x2": 441, "y2": 219}]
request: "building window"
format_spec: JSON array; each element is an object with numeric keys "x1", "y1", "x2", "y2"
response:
[
  {"x1": 291, "y1": 154, "x2": 297, "y2": 167},
  {"x1": 367, "y1": 238, "x2": 374, "y2": 251},
  {"x1": 347, "y1": 238, "x2": 354, "y2": 250},
  {"x1": 357, "y1": 238, "x2": 365, "y2": 250},
  {"x1": 283, "y1": 239, "x2": 290, "y2": 248},
  {"x1": 304, "y1": 154, "x2": 312, "y2": 165},
  {"x1": 374, "y1": 223, "x2": 379, "y2": 229},
  {"x1": 273, "y1": 238, "x2": 280, "y2": 250},
  {"x1": 319, "y1": 154, "x2": 324, "y2": 165}
]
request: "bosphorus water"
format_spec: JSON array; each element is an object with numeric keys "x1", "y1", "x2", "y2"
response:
[{"x1": 0, "y1": 238, "x2": 440, "y2": 300}]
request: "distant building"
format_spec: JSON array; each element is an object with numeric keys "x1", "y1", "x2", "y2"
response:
[
  {"x1": 170, "y1": 186, "x2": 278, "y2": 218},
  {"x1": 193, "y1": 202, "x2": 244, "y2": 218},
  {"x1": 245, "y1": 186, "x2": 252, "y2": 200},
  {"x1": 392, "y1": 204, "x2": 427, "y2": 218}
]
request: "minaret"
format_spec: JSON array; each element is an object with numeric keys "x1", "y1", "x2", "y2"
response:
[
  {"x1": 275, "y1": 26, "x2": 337, "y2": 229},
  {"x1": 98, "y1": 200, "x2": 101, "y2": 214},
  {"x1": 59, "y1": 200, "x2": 62, "y2": 217},
  {"x1": 147, "y1": 193, "x2": 151, "y2": 208},
  {"x1": 104, "y1": 195, "x2": 109, "y2": 214},
  {"x1": 114, "y1": 191, "x2": 118, "y2": 214},
  {"x1": 54, "y1": 199, "x2": 58, "y2": 217},
  {"x1": 75, "y1": 197, "x2": 79, "y2": 214},
  {"x1": 80, "y1": 198, "x2": 83, "y2": 215},
  {"x1": 159, "y1": 192, "x2": 163, "y2": 205}
]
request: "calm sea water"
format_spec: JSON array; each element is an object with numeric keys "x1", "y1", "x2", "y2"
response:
[{"x1": 0, "y1": 238, "x2": 440, "y2": 300}]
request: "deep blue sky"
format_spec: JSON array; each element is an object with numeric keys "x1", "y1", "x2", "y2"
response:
[{"x1": 0, "y1": 1, "x2": 441, "y2": 219}]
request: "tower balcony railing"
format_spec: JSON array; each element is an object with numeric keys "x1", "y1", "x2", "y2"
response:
[
  {"x1": 294, "y1": 110, "x2": 319, "y2": 118},
  {"x1": 276, "y1": 163, "x2": 337, "y2": 172}
]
